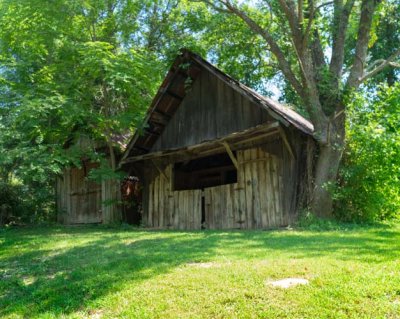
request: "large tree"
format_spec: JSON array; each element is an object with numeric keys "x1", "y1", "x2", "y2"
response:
[
  {"x1": 195, "y1": 0, "x2": 400, "y2": 216},
  {"x1": 0, "y1": 0, "x2": 162, "y2": 222}
]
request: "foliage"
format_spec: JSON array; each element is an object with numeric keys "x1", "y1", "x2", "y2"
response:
[
  {"x1": 1, "y1": 226, "x2": 400, "y2": 318},
  {"x1": 0, "y1": 180, "x2": 54, "y2": 225},
  {"x1": 0, "y1": 0, "x2": 163, "y2": 221},
  {"x1": 335, "y1": 83, "x2": 400, "y2": 222},
  {"x1": 296, "y1": 211, "x2": 364, "y2": 231}
]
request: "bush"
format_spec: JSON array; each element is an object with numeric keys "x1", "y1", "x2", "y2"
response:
[
  {"x1": 0, "y1": 179, "x2": 56, "y2": 225},
  {"x1": 334, "y1": 84, "x2": 400, "y2": 222}
]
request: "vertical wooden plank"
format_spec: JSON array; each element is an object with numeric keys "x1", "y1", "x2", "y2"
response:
[
  {"x1": 186, "y1": 190, "x2": 190, "y2": 230},
  {"x1": 183, "y1": 190, "x2": 188, "y2": 230},
  {"x1": 180, "y1": 190, "x2": 185, "y2": 230},
  {"x1": 153, "y1": 176, "x2": 159, "y2": 227},
  {"x1": 195, "y1": 190, "x2": 201, "y2": 230},
  {"x1": 257, "y1": 149, "x2": 268, "y2": 228},
  {"x1": 176, "y1": 191, "x2": 181, "y2": 230},
  {"x1": 159, "y1": 172, "x2": 165, "y2": 228},
  {"x1": 66, "y1": 172, "x2": 70, "y2": 219},
  {"x1": 148, "y1": 181, "x2": 154, "y2": 227},
  {"x1": 206, "y1": 187, "x2": 213, "y2": 229},
  {"x1": 210, "y1": 188, "x2": 216, "y2": 229},
  {"x1": 226, "y1": 185, "x2": 233, "y2": 229},
  {"x1": 236, "y1": 151, "x2": 246, "y2": 229},
  {"x1": 273, "y1": 157, "x2": 283, "y2": 226},
  {"x1": 208, "y1": 188, "x2": 214, "y2": 229},
  {"x1": 219, "y1": 186, "x2": 224, "y2": 229},
  {"x1": 265, "y1": 154, "x2": 275, "y2": 227},
  {"x1": 271, "y1": 155, "x2": 280, "y2": 226},
  {"x1": 173, "y1": 191, "x2": 179, "y2": 228},
  {"x1": 216, "y1": 186, "x2": 221, "y2": 229},
  {"x1": 167, "y1": 190, "x2": 174, "y2": 229},
  {"x1": 252, "y1": 148, "x2": 261, "y2": 228},
  {"x1": 204, "y1": 188, "x2": 209, "y2": 229},
  {"x1": 278, "y1": 160, "x2": 286, "y2": 225},
  {"x1": 244, "y1": 149, "x2": 253, "y2": 229},
  {"x1": 233, "y1": 182, "x2": 241, "y2": 229},
  {"x1": 188, "y1": 190, "x2": 193, "y2": 230},
  {"x1": 221, "y1": 186, "x2": 226, "y2": 229},
  {"x1": 194, "y1": 190, "x2": 200, "y2": 230}
]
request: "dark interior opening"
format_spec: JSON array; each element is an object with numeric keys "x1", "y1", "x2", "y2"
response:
[
  {"x1": 174, "y1": 152, "x2": 237, "y2": 191},
  {"x1": 121, "y1": 176, "x2": 142, "y2": 225}
]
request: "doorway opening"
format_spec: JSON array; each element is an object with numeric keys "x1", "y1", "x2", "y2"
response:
[{"x1": 173, "y1": 152, "x2": 237, "y2": 191}]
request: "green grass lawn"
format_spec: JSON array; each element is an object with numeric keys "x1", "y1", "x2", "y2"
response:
[{"x1": 1, "y1": 224, "x2": 399, "y2": 319}]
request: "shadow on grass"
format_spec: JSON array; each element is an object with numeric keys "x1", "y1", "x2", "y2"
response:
[
  {"x1": 0, "y1": 230, "x2": 219, "y2": 317},
  {"x1": 0, "y1": 225, "x2": 399, "y2": 317}
]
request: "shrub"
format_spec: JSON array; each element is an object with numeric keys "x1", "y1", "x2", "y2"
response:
[{"x1": 334, "y1": 84, "x2": 400, "y2": 222}]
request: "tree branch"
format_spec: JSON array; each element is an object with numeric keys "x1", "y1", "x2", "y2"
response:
[
  {"x1": 208, "y1": 0, "x2": 306, "y2": 100},
  {"x1": 346, "y1": 0, "x2": 378, "y2": 89},
  {"x1": 192, "y1": 0, "x2": 231, "y2": 13},
  {"x1": 303, "y1": 1, "x2": 334, "y2": 46},
  {"x1": 298, "y1": 0, "x2": 304, "y2": 26},
  {"x1": 305, "y1": 0, "x2": 328, "y2": 68},
  {"x1": 358, "y1": 48, "x2": 400, "y2": 83},
  {"x1": 329, "y1": 0, "x2": 356, "y2": 80},
  {"x1": 277, "y1": 0, "x2": 304, "y2": 53}
]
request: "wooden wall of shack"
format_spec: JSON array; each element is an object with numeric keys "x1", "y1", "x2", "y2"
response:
[
  {"x1": 133, "y1": 127, "x2": 312, "y2": 230},
  {"x1": 56, "y1": 166, "x2": 121, "y2": 224}
]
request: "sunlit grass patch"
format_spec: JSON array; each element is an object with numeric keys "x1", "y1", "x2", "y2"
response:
[{"x1": 0, "y1": 224, "x2": 399, "y2": 318}]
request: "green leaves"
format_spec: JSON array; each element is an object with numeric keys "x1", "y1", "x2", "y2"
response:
[
  {"x1": 0, "y1": 0, "x2": 164, "y2": 220},
  {"x1": 336, "y1": 83, "x2": 400, "y2": 221}
]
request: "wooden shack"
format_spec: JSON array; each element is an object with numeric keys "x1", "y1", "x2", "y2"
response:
[
  {"x1": 56, "y1": 135, "x2": 121, "y2": 224},
  {"x1": 120, "y1": 49, "x2": 315, "y2": 230}
]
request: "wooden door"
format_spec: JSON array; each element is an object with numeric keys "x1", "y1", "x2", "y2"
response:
[
  {"x1": 204, "y1": 184, "x2": 243, "y2": 229},
  {"x1": 238, "y1": 147, "x2": 285, "y2": 228},
  {"x1": 171, "y1": 189, "x2": 202, "y2": 230},
  {"x1": 69, "y1": 164, "x2": 102, "y2": 224},
  {"x1": 203, "y1": 147, "x2": 285, "y2": 229}
]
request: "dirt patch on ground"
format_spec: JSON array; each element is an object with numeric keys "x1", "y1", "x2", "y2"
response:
[
  {"x1": 267, "y1": 278, "x2": 309, "y2": 288},
  {"x1": 186, "y1": 261, "x2": 221, "y2": 269}
]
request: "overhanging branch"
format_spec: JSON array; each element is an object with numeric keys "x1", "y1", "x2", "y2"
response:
[
  {"x1": 359, "y1": 48, "x2": 400, "y2": 83},
  {"x1": 346, "y1": 0, "x2": 378, "y2": 89},
  {"x1": 202, "y1": 0, "x2": 305, "y2": 101}
]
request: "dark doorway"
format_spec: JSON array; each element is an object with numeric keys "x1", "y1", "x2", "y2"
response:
[{"x1": 121, "y1": 176, "x2": 142, "y2": 225}]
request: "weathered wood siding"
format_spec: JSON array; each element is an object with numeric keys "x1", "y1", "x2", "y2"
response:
[
  {"x1": 151, "y1": 70, "x2": 272, "y2": 152},
  {"x1": 144, "y1": 145, "x2": 289, "y2": 230},
  {"x1": 204, "y1": 147, "x2": 285, "y2": 229},
  {"x1": 146, "y1": 165, "x2": 202, "y2": 229},
  {"x1": 56, "y1": 165, "x2": 102, "y2": 224},
  {"x1": 102, "y1": 179, "x2": 121, "y2": 224}
]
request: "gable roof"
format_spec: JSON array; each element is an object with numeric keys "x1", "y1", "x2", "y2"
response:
[{"x1": 121, "y1": 49, "x2": 313, "y2": 164}]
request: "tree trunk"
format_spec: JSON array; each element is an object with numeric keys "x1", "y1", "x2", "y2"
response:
[{"x1": 310, "y1": 115, "x2": 345, "y2": 217}]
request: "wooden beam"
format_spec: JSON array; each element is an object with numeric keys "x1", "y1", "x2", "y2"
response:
[
  {"x1": 278, "y1": 126, "x2": 295, "y2": 160},
  {"x1": 166, "y1": 90, "x2": 183, "y2": 100},
  {"x1": 151, "y1": 160, "x2": 169, "y2": 183},
  {"x1": 134, "y1": 145, "x2": 150, "y2": 153},
  {"x1": 144, "y1": 128, "x2": 160, "y2": 136},
  {"x1": 220, "y1": 142, "x2": 239, "y2": 170},
  {"x1": 121, "y1": 122, "x2": 280, "y2": 164},
  {"x1": 234, "y1": 130, "x2": 278, "y2": 146}
]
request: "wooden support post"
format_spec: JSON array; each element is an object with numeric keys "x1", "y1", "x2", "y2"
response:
[
  {"x1": 278, "y1": 126, "x2": 295, "y2": 160},
  {"x1": 151, "y1": 160, "x2": 169, "y2": 183},
  {"x1": 221, "y1": 141, "x2": 239, "y2": 170}
]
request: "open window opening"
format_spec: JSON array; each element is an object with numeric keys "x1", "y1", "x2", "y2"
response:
[{"x1": 174, "y1": 152, "x2": 237, "y2": 191}]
